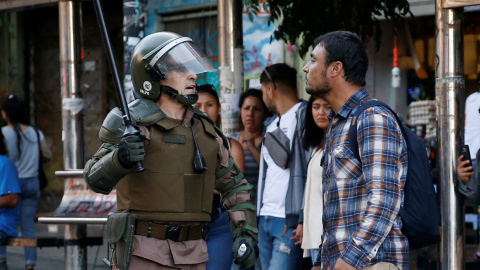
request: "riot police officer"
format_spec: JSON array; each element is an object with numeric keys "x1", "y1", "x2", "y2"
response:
[{"x1": 84, "y1": 32, "x2": 258, "y2": 270}]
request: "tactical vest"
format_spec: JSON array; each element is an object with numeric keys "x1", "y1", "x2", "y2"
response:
[{"x1": 116, "y1": 113, "x2": 219, "y2": 222}]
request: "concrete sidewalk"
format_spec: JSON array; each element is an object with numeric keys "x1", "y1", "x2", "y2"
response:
[
  {"x1": 3, "y1": 223, "x2": 480, "y2": 270},
  {"x1": 4, "y1": 223, "x2": 109, "y2": 270}
]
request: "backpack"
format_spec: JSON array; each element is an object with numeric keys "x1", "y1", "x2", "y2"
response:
[{"x1": 348, "y1": 100, "x2": 441, "y2": 249}]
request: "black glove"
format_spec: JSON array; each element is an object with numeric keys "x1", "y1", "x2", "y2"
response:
[
  {"x1": 117, "y1": 134, "x2": 146, "y2": 168},
  {"x1": 232, "y1": 233, "x2": 258, "y2": 268}
]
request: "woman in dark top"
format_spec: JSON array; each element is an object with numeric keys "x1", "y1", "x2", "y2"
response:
[{"x1": 230, "y1": 89, "x2": 269, "y2": 203}]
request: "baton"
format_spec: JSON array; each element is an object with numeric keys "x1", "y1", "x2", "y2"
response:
[{"x1": 93, "y1": 0, "x2": 145, "y2": 172}]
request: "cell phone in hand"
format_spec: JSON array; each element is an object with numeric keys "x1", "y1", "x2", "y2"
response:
[{"x1": 460, "y1": 145, "x2": 472, "y2": 165}]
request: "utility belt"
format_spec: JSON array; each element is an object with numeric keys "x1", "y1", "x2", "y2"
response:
[
  {"x1": 103, "y1": 213, "x2": 207, "y2": 270},
  {"x1": 135, "y1": 220, "x2": 204, "y2": 242}
]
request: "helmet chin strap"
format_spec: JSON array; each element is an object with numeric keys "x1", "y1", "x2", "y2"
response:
[{"x1": 160, "y1": 85, "x2": 198, "y2": 105}]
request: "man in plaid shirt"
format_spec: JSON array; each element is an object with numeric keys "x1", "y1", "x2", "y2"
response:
[{"x1": 303, "y1": 31, "x2": 409, "y2": 270}]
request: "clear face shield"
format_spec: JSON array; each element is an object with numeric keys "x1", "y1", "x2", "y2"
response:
[{"x1": 148, "y1": 38, "x2": 217, "y2": 79}]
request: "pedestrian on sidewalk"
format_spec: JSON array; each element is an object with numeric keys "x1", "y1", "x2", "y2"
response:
[
  {"x1": 1, "y1": 95, "x2": 52, "y2": 270},
  {"x1": 304, "y1": 31, "x2": 408, "y2": 270},
  {"x1": 456, "y1": 73, "x2": 480, "y2": 263},
  {"x1": 230, "y1": 89, "x2": 270, "y2": 204},
  {"x1": 0, "y1": 126, "x2": 21, "y2": 270},
  {"x1": 257, "y1": 63, "x2": 308, "y2": 270},
  {"x1": 299, "y1": 95, "x2": 330, "y2": 266}
]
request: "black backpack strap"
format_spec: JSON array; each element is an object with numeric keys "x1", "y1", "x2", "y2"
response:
[
  {"x1": 33, "y1": 127, "x2": 42, "y2": 164},
  {"x1": 348, "y1": 100, "x2": 400, "y2": 160}
]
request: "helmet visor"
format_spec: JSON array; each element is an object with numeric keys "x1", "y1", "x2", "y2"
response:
[{"x1": 155, "y1": 41, "x2": 217, "y2": 78}]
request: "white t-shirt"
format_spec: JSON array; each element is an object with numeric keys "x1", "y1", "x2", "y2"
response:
[
  {"x1": 260, "y1": 102, "x2": 301, "y2": 218},
  {"x1": 465, "y1": 92, "x2": 480, "y2": 160}
]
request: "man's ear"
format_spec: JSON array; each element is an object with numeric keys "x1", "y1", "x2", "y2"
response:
[
  {"x1": 265, "y1": 84, "x2": 273, "y2": 99},
  {"x1": 267, "y1": 84, "x2": 275, "y2": 99},
  {"x1": 331, "y1": 61, "x2": 343, "y2": 77}
]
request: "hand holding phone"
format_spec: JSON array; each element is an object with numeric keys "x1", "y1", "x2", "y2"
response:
[
  {"x1": 458, "y1": 145, "x2": 474, "y2": 183},
  {"x1": 460, "y1": 145, "x2": 472, "y2": 165}
]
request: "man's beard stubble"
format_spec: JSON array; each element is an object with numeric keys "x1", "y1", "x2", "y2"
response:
[
  {"x1": 306, "y1": 84, "x2": 332, "y2": 97},
  {"x1": 305, "y1": 68, "x2": 332, "y2": 97}
]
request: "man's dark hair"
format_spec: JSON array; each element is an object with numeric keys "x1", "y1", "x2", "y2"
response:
[
  {"x1": 314, "y1": 31, "x2": 368, "y2": 87},
  {"x1": 302, "y1": 95, "x2": 326, "y2": 150},
  {"x1": 260, "y1": 63, "x2": 297, "y2": 92}
]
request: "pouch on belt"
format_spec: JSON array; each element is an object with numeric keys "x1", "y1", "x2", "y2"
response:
[{"x1": 104, "y1": 213, "x2": 137, "y2": 270}]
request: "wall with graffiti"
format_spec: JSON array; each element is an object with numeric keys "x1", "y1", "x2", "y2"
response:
[
  {"x1": 243, "y1": 5, "x2": 284, "y2": 89},
  {"x1": 52, "y1": 177, "x2": 116, "y2": 218}
]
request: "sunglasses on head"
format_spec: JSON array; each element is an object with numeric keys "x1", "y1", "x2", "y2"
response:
[{"x1": 264, "y1": 68, "x2": 277, "y2": 89}]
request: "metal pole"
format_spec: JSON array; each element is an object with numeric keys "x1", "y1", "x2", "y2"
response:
[
  {"x1": 59, "y1": 0, "x2": 84, "y2": 170},
  {"x1": 93, "y1": 0, "x2": 129, "y2": 121},
  {"x1": 93, "y1": 0, "x2": 144, "y2": 171},
  {"x1": 218, "y1": 0, "x2": 228, "y2": 68},
  {"x1": 435, "y1": 2, "x2": 465, "y2": 269},
  {"x1": 59, "y1": 0, "x2": 86, "y2": 269},
  {"x1": 218, "y1": 0, "x2": 243, "y2": 135},
  {"x1": 65, "y1": 224, "x2": 87, "y2": 270}
]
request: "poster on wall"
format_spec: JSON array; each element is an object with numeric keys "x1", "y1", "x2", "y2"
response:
[{"x1": 243, "y1": 4, "x2": 284, "y2": 80}]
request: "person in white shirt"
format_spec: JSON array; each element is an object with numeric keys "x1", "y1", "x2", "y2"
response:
[{"x1": 257, "y1": 63, "x2": 309, "y2": 270}]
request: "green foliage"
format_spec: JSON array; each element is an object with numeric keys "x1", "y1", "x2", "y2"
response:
[{"x1": 244, "y1": 0, "x2": 412, "y2": 57}]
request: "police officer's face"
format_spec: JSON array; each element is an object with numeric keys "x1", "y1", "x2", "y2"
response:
[
  {"x1": 162, "y1": 71, "x2": 197, "y2": 95},
  {"x1": 195, "y1": 93, "x2": 220, "y2": 123}
]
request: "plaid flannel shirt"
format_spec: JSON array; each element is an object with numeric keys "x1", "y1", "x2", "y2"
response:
[{"x1": 318, "y1": 89, "x2": 409, "y2": 269}]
